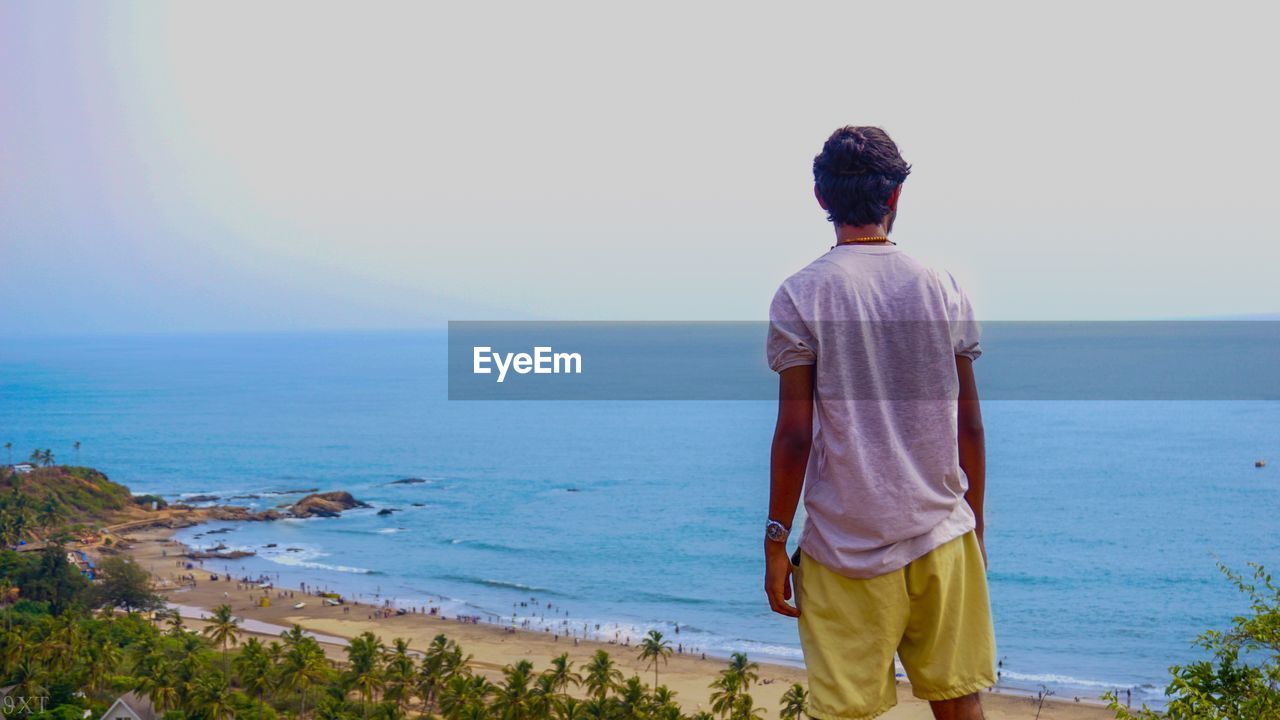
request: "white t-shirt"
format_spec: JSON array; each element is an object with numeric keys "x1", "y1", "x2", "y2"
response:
[{"x1": 767, "y1": 243, "x2": 981, "y2": 579}]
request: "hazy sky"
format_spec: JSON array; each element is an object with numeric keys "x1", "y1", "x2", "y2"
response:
[{"x1": 2, "y1": 2, "x2": 1277, "y2": 333}]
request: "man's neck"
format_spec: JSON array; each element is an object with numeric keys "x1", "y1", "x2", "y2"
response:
[{"x1": 834, "y1": 223, "x2": 893, "y2": 245}]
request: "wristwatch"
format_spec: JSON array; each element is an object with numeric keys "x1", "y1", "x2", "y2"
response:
[{"x1": 765, "y1": 519, "x2": 790, "y2": 543}]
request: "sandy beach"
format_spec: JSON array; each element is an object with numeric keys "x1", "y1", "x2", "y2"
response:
[{"x1": 115, "y1": 524, "x2": 1119, "y2": 720}]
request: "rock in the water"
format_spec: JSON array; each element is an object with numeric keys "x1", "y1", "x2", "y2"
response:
[
  {"x1": 1257, "y1": 460, "x2": 1268, "y2": 468},
  {"x1": 187, "y1": 549, "x2": 255, "y2": 560},
  {"x1": 203, "y1": 506, "x2": 283, "y2": 523},
  {"x1": 390, "y1": 478, "x2": 427, "y2": 485},
  {"x1": 376, "y1": 508, "x2": 398, "y2": 516},
  {"x1": 289, "y1": 491, "x2": 370, "y2": 518}
]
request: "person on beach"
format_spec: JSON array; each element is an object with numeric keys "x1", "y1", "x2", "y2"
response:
[{"x1": 765, "y1": 126, "x2": 994, "y2": 720}]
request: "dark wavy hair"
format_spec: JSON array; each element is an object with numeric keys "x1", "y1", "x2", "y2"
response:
[{"x1": 813, "y1": 126, "x2": 912, "y2": 227}]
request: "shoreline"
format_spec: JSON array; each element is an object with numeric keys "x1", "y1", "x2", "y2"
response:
[
  {"x1": 119, "y1": 521, "x2": 1119, "y2": 719},
  {"x1": 174, "y1": 517, "x2": 749, "y2": 664}
]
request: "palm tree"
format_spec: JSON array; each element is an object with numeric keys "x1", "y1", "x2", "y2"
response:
[
  {"x1": 439, "y1": 674, "x2": 492, "y2": 720},
  {"x1": 709, "y1": 672, "x2": 741, "y2": 719},
  {"x1": 555, "y1": 696, "x2": 587, "y2": 720},
  {"x1": 638, "y1": 629, "x2": 673, "y2": 688},
  {"x1": 527, "y1": 673, "x2": 558, "y2": 720},
  {"x1": 0, "y1": 579, "x2": 15, "y2": 631},
  {"x1": 283, "y1": 635, "x2": 331, "y2": 717},
  {"x1": 581, "y1": 697, "x2": 613, "y2": 720},
  {"x1": 652, "y1": 685, "x2": 679, "y2": 712},
  {"x1": 345, "y1": 631, "x2": 387, "y2": 720},
  {"x1": 165, "y1": 608, "x2": 186, "y2": 636},
  {"x1": 583, "y1": 649, "x2": 623, "y2": 700},
  {"x1": 457, "y1": 703, "x2": 491, "y2": 720},
  {"x1": 544, "y1": 651, "x2": 582, "y2": 695},
  {"x1": 136, "y1": 659, "x2": 182, "y2": 715},
  {"x1": 266, "y1": 639, "x2": 284, "y2": 665},
  {"x1": 383, "y1": 637, "x2": 416, "y2": 715},
  {"x1": 202, "y1": 604, "x2": 241, "y2": 678},
  {"x1": 126, "y1": 632, "x2": 164, "y2": 678},
  {"x1": 36, "y1": 498, "x2": 58, "y2": 534},
  {"x1": 726, "y1": 652, "x2": 759, "y2": 690},
  {"x1": 731, "y1": 693, "x2": 766, "y2": 720},
  {"x1": 47, "y1": 613, "x2": 81, "y2": 673},
  {"x1": 369, "y1": 698, "x2": 405, "y2": 720},
  {"x1": 779, "y1": 683, "x2": 808, "y2": 720},
  {"x1": 2, "y1": 626, "x2": 31, "y2": 673},
  {"x1": 234, "y1": 636, "x2": 275, "y2": 718},
  {"x1": 191, "y1": 671, "x2": 234, "y2": 719},
  {"x1": 0, "y1": 493, "x2": 33, "y2": 547},
  {"x1": 3, "y1": 441, "x2": 11, "y2": 465},
  {"x1": 494, "y1": 659, "x2": 535, "y2": 720},
  {"x1": 281, "y1": 622, "x2": 310, "y2": 647},
  {"x1": 176, "y1": 630, "x2": 208, "y2": 683},
  {"x1": 417, "y1": 634, "x2": 452, "y2": 714},
  {"x1": 655, "y1": 681, "x2": 686, "y2": 717},
  {"x1": 40, "y1": 449, "x2": 54, "y2": 467},
  {"x1": 614, "y1": 675, "x2": 649, "y2": 720},
  {"x1": 314, "y1": 690, "x2": 355, "y2": 720},
  {"x1": 6, "y1": 656, "x2": 47, "y2": 704},
  {"x1": 73, "y1": 440, "x2": 81, "y2": 465}
]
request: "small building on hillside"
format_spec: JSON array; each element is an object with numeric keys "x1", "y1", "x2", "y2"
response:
[
  {"x1": 10, "y1": 463, "x2": 34, "y2": 475},
  {"x1": 100, "y1": 691, "x2": 157, "y2": 720}
]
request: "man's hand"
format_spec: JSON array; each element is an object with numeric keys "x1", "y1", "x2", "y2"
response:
[{"x1": 764, "y1": 541, "x2": 800, "y2": 618}]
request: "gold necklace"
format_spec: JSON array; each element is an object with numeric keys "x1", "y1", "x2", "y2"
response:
[{"x1": 836, "y1": 235, "x2": 894, "y2": 245}]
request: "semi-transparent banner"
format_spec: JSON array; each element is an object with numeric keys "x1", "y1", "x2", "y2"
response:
[{"x1": 447, "y1": 321, "x2": 1280, "y2": 400}]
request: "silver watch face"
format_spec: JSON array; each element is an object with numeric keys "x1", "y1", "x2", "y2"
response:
[{"x1": 765, "y1": 520, "x2": 789, "y2": 542}]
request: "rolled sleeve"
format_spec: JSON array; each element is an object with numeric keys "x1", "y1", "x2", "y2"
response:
[
  {"x1": 768, "y1": 287, "x2": 817, "y2": 372},
  {"x1": 945, "y1": 272, "x2": 982, "y2": 361}
]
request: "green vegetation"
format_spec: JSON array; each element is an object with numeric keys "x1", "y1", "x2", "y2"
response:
[
  {"x1": 1107, "y1": 563, "x2": 1280, "y2": 719},
  {"x1": 0, "y1": 591, "x2": 806, "y2": 719},
  {"x1": 0, "y1": 529, "x2": 806, "y2": 719},
  {"x1": 0, "y1": 465, "x2": 136, "y2": 546},
  {"x1": 133, "y1": 493, "x2": 171, "y2": 510},
  {"x1": 28, "y1": 449, "x2": 55, "y2": 467},
  {"x1": 0, "y1": 544, "x2": 164, "y2": 619},
  {"x1": 0, "y1": 546, "x2": 92, "y2": 616},
  {"x1": 93, "y1": 555, "x2": 167, "y2": 613}
]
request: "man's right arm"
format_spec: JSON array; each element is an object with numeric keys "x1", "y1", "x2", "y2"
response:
[
  {"x1": 765, "y1": 364, "x2": 814, "y2": 618},
  {"x1": 956, "y1": 355, "x2": 987, "y2": 567}
]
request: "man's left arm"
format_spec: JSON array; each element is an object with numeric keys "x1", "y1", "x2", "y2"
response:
[{"x1": 956, "y1": 355, "x2": 986, "y2": 566}]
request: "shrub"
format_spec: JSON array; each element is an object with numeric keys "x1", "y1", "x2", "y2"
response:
[{"x1": 1107, "y1": 563, "x2": 1280, "y2": 719}]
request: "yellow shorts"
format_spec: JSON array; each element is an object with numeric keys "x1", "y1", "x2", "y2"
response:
[{"x1": 794, "y1": 531, "x2": 996, "y2": 720}]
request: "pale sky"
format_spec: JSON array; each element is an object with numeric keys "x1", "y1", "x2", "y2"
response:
[{"x1": 2, "y1": 2, "x2": 1277, "y2": 334}]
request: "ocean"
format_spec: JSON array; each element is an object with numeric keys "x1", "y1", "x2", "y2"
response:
[{"x1": 2, "y1": 330, "x2": 1278, "y2": 707}]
